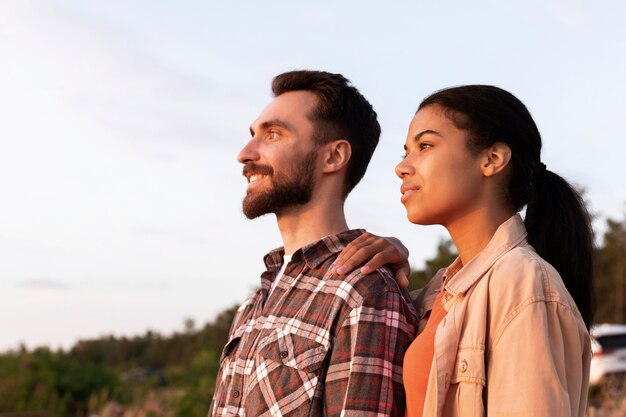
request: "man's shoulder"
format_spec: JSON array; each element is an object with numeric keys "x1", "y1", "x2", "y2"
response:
[
  {"x1": 315, "y1": 256, "x2": 413, "y2": 310},
  {"x1": 236, "y1": 290, "x2": 261, "y2": 311},
  {"x1": 338, "y1": 264, "x2": 400, "y2": 295},
  {"x1": 227, "y1": 288, "x2": 263, "y2": 332},
  {"x1": 325, "y1": 264, "x2": 418, "y2": 334}
]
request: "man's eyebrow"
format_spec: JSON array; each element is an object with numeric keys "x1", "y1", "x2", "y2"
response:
[{"x1": 249, "y1": 119, "x2": 294, "y2": 137}]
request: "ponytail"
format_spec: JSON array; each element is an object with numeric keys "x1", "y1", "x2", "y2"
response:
[{"x1": 525, "y1": 168, "x2": 595, "y2": 329}]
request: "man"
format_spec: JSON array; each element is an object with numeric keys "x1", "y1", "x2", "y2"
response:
[{"x1": 210, "y1": 70, "x2": 416, "y2": 417}]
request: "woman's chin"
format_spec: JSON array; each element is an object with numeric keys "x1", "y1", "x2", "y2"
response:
[{"x1": 406, "y1": 212, "x2": 436, "y2": 226}]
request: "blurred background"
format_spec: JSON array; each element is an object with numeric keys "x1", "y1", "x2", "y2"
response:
[{"x1": 1, "y1": 0, "x2": 625, "y2": 416}]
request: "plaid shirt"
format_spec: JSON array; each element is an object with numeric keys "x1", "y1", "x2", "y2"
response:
[{"x1": 210, "y1": 229, "x2": 417, "y2": 417}]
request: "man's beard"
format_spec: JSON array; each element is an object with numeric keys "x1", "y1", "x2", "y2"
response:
[{"x1": 242, "y1": 150, "x2": 318, "y2": 219}]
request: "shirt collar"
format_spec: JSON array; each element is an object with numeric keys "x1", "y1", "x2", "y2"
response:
[
  {"x1": 262, "y1": 229, "x2": 366, "y2": 272},
  {"x1": 444, "y1": 214, "x2": 528, "y2": 296}
]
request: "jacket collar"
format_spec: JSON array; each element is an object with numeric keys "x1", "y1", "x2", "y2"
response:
[
  {"x1": 443, "y1": 214, "x2": 528, "y2": 296},
  {"x1": 262, "y1": 228, "x2": 366, "y2": 272}
]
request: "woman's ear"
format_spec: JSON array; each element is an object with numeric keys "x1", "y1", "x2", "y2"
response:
[
  {"x1": 322, "y1": 140, "x2": 351, "y2": 173},
  {"x1": 481, "y1": 142, "x2": 512, "y2": 177}
]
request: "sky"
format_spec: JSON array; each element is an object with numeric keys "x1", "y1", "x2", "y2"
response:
[{"x1": 1, "y1": 0, "x2": 625, "y2": 351}]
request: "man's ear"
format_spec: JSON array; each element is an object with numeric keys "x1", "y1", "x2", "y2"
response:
[
  {"x1": 481, "y1": 142, "x2": 512, "y2": 177},
  {"x1": 322, "y1": 140, "x2": 351, "y2": 173}
]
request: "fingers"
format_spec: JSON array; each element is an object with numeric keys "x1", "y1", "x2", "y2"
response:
[
  {"x1": 359, "y1": 252, "x2": 394, "y2": 275},
  {"x1": 334, "y1": 233, "x2": 374, "y2": 267},
  {"x1": 385, "y1": 237, "x2": 410, "y2": 259},
  {"x1": 395, "y1": 265, "x2": 410, "y2": 289},
  {"x1": 334, "y1": 233, "x2": 382, "y2": 274},
  {"x1": 334, "y1": 234, "x2": 411, "y2": 284},
  {"x1": 335, "y1": 244, "x2": 387, "y2": 275}
]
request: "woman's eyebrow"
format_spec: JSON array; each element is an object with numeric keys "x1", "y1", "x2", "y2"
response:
[{"x1": 413, "y1": 129, "x2": 442, "y2": 141}]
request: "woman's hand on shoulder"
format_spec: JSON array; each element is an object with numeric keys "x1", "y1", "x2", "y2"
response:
[{"x1": 333, "y1": 232, "x2": 411, "y2": 288}]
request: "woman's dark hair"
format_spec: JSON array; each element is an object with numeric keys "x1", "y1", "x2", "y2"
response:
[{"x1": 419, "y1": 85, "x2": 595, "y2": 329}]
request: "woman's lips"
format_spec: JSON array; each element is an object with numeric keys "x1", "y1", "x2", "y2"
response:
[{"x1": 400, "y1": 185, "x2": 419, "y2": 204}]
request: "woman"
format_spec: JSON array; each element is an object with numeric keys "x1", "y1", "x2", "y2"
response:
[{"x1": 334, "y1": 85, "x2": 593, "y2": 417}]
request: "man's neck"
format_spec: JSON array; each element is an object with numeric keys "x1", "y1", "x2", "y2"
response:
[{"x1": 276, "y1": 199, "x2": 348, "y2": 255}]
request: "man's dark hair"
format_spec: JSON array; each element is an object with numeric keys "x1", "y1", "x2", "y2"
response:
[{"x1": 271, "y1": 70, "x2": 381, "y2": 196}]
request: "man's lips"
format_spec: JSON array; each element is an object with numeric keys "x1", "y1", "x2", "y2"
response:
[
  {"x1": 248, "y1": 174, "x2": 268, "y2": 183},
  {"x1": 400, "y1": 184, "x2": 420, "y2": 204},
  {"x1": 242, "y1": 164, "x2": 272, "y2": 183}
]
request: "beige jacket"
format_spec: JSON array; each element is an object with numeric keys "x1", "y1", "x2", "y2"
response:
[{"x1": 410, "y1": 214, "x2": 591, "y2": 417}]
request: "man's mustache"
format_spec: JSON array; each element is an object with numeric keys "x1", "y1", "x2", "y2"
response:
[{"x1": 243, "y1": 163, "x2": 273, "y2": 177}]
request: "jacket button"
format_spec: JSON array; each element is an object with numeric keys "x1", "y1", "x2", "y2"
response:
[
  {"x1": 280, "y1": 350, "x2": 289, "y2": 359},
  {"x1": 460, "y1": 360, "x2": 468, "y2": 373},
  {"x1": 232, "y1": 390, "x2": 240, "y2": 398}
]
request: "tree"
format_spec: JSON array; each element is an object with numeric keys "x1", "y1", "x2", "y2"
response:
[
  {"x1": 408, "y1": 239, "x2": 458, "y2": 291},
  {"x1": 0, "y1": 348, "x2": 118, "y2": 417},
  {"x1": 594, "y1": 214, "x2": 626, "y2": 324},
  {"x1": 171, "y1": 349, "x2": 219, "y2": 417}
]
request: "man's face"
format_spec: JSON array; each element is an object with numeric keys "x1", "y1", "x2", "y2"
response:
[{"x1": 237, "y1": 91, "x2": 320, "y2": 219}]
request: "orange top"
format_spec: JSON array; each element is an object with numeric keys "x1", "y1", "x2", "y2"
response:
[{"x1": 403, "y1": 290, "x2": 448, "y2": 417}]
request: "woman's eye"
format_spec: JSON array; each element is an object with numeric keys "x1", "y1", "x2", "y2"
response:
[{"x1": 419, "y1": 142, "x2": 432, "y2": 150}]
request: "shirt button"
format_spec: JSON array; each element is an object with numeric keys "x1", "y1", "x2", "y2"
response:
[
  {"x1": 460, "y1": 360, "x2": 468, "y2": 373},
  {"x1": 280, "y1": 350, "x2": 289, "y2": 359},
  {"x1": 232, "y1": 390, "x2": 240, "y2": 398}
]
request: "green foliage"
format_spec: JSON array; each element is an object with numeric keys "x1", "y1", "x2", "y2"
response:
[
  {"x1": 0, "y1": 306, "x2": 239, "y2": 416},
  {"x1": 0, "y1": 348, "x2": 118, "y2": 417},
  {"x1": 170, "y1": 350, "x2": 220, "y2": 417},
  {"x1": 408, "y1": 239, "x2": 457, "y2": 291},
  {"x1": 594, "y1": 213, "x2": 626, "y2": 324}
]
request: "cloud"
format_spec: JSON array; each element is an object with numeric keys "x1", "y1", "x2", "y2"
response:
[
  {"x1": 129, "y1": 227, "x2": 218, "y2": 247},
  {"x1": 544, "y1": 0, "x2": 590, "y2": 26},
  {"x1": 0, "y1": 0, "x2": 239, "y2": 155},
  {"x1": 17, "y1": 279, "x2": 69, "y2": 290}
]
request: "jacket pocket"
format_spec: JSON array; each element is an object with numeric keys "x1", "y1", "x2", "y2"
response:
[
  {"x1": 451, "y1": 345, "x2": 486, "y2": 385},
  {"x1": 245, "y1": 331, "x2": 328, "y2": 416},
  {"x1": 258, "y1": 330, "x2": 328, "y2": 374},
  {"x1": 444, "y1": 345, "x2": 486, "y2": 417},
  {"x1": 219, "y1": 336, "x2": 242, "y2": 364}
]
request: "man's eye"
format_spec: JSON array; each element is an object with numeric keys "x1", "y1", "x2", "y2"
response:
[{"x1": 268, "y1": 130, "x2": 279, "y2": 140}]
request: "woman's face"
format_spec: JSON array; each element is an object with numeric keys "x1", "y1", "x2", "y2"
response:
[{"x1": 395, "y1": 105, "x2": 486, "y2": 226}]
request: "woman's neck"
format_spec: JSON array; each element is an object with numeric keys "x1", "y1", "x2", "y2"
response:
[{"x1": 445, "y1": 206, "x2": 515, "y2": 266}]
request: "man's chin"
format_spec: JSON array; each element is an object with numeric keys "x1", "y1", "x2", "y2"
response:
[
  {"x1": 242, "y1": 208, "x2": 273, "y2": 220},
  {"x1": 241, "y1": 184, "x2": 313, "y2": 220},
  {"x1": 242, "y1": 195, "x2": 274, "y2": 219}
]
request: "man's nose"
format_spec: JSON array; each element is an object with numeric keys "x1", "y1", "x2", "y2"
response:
[{"x1": 237, "y1": 138, "x2": 260, "y2": 164}]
